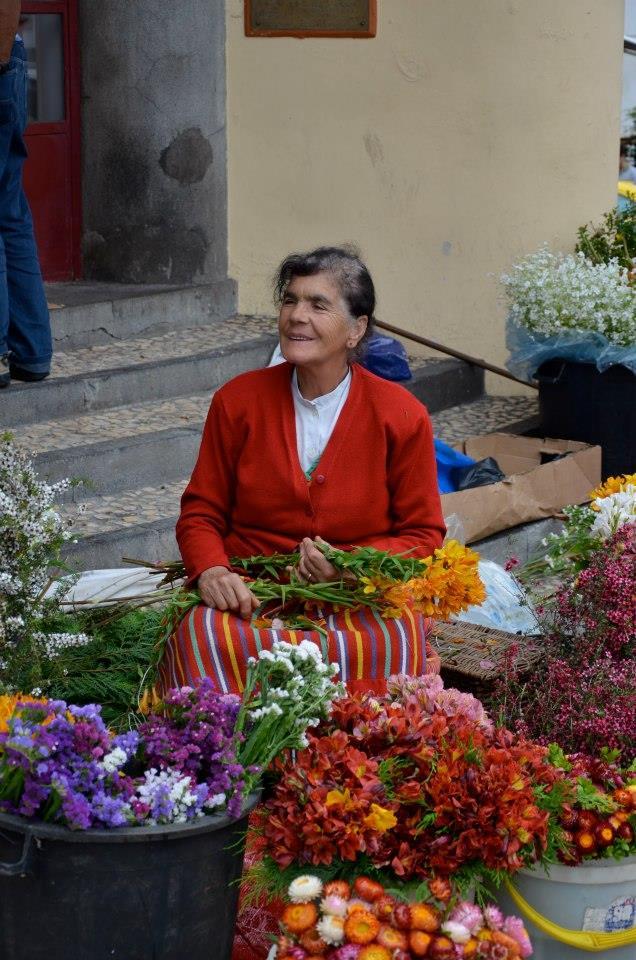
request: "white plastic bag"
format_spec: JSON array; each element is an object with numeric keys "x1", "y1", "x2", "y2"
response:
[{"x1": 454, "y1": 560, "x2": 539, "y2": 634}]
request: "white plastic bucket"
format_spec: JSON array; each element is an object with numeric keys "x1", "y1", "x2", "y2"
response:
[{"x1": 496, "y1": 856, "x2": 636, "y2": 959}]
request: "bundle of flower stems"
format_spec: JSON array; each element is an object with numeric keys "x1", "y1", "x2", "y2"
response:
[{"x1": 123, "y1": 540, "x2": 485, "y2": 633}]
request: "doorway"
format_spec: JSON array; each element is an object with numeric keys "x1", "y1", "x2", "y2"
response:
[{"x1": 21, "y1": 0, "x2": 81, "y2": 281}]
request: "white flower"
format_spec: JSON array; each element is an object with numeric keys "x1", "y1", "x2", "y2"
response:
[
  {"x1": 320, "y1": 894, "x2": 348, "y2": 917},
  {"x1": 590, "y1": 486, "x2": 636, "y2": 539},
  {"x1": 205, "y1": 792, "x2": 226, "y2": 810},
  {"x1": 288, "y1": 875, "x2": 323, "y2": 903},
  {"x1": 101, "y1": 747, "x2": 128, "y2": 773},
  {"x1": 316, "y1": 915, "x2": 345, "y2": 945},
  {"x1": 442, "y1": 921, "x2": 472, "y2": 944}
]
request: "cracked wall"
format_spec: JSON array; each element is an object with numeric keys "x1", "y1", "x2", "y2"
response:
[{"x1": 79, "y1": 0, "x2": 228, "y2": 284}]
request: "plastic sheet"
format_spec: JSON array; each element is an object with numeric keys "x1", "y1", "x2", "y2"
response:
[
  {"x1": 506, "y1": 317, "x2": 636, "y2": 380},
  {"x1": 452, "y1": 456, "x2": 505, "y2": 491},
  {"x1": 46, "y1": 567, "x2": 173, "y2": 608},
  {"x1": 455, "y1": 560, "x2": 540, "y2": 634},
  {"x1": 434, "y1": 438, "x2": 475, "y2": 494},
  {"x1": 360, "y1": 333, "x2": 412, "y2": 381}
]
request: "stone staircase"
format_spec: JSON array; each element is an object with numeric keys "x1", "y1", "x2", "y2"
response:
[{"x1": 6, "y1": 283, "x2": 539, "y2": 570}]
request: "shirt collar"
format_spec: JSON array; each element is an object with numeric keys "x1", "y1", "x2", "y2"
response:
[{"x1": 291, "y1": 367, "x2": 351, "y2": 409}]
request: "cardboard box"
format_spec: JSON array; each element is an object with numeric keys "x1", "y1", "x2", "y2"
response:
[{"x1": 440, "y1": 434, "x2": 602, "y2": 544}]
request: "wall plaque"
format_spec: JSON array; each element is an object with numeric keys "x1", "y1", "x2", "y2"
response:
[{"x1": 245, "y1": 0, "x2": 377, "y2": 38}]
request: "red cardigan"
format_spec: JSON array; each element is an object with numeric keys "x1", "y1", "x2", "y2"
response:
[{"x1": 177, "y1": 362, "x2": 446, "y2": 582}]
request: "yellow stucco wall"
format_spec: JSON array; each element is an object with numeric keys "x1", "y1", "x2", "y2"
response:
[{"x1": 226, "y1": 0, "x2": 623, "y2": 392}]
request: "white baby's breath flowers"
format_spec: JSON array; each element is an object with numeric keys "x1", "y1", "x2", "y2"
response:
[
  {"x1": 0, "y1": 435, "x2": 89, "y2": 686},
  {"x1": 501, "y1": 247, "x2": 636, "y2": 346}
]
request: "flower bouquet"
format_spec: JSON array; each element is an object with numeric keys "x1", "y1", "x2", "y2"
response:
[
  {"x1": 548, "y1": 747, "x2": 636, "y2": 865},
  {"x1": 492, "y1": 524, "x2": 635, "y2": 763},
  {"x1": 501, "y1": 246, "x2": 636, "y2": 379},
  {"x1": 270, "y1": 873, "x2": 533, "y2": 959},
  {"x1": 519, "y1": 473, "x2": 636, "y2": 584},
  {"x1": 248, "y1": 674, "x2": 566, "y2": 903},
  {"x1": 140, "y1": 540, "x2": 485, "y2": 637},
  {"x1": 0, "y1": 639, "x2": 341, "y2": 829}
]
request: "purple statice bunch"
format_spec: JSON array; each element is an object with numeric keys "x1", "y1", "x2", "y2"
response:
[
  {"x1": 138, "y1": 678, "x2": 248, "y2": 819},
  {"x1": 0, "y1": 699, "x2": 138, "y2": 829}
]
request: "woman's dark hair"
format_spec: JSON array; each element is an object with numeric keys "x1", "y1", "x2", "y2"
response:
[{"x1": 274, "y1": 245, "x2": 376, "y2": 356}]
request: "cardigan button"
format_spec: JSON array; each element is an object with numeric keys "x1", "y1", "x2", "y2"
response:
[{"x1": 315, "y1": 474, "x2": 325, "y2": 484}]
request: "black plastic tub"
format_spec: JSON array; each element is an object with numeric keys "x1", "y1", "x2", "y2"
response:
[
  {"x1": 535, "y1": 359, "x2": 636, "y2": 478},
  {"x1": 0, "y1": 792, "x2": 260, "y2": 960}
]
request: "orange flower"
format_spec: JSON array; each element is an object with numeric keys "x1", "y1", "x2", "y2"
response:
[
  {"x1": 410, "y1": 903, "x2": 441, "y2": 932},
  {"x1": 358, "y1": 946, "x2": 392, "y2": 960},
  {"x1": 590, "y1": 472, "x2": 636, "y2": 506},
  {"x1": 344, "y1": 909, "x2": 380, "y2": 944},
  {"x1": 138, "y1": 686, "x2": 162, "y2": 716},
  {"x1": 282, "y1": 902, "x2": 318, "y2": 933}
]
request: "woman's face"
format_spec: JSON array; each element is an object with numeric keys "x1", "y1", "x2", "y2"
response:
[{"x1": 278, "y1": 272, "x2": 367, "y2": 371}]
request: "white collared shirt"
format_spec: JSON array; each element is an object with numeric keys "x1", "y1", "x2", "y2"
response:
[{"x1": 291, "y1": 367, "x2": 351, "y2": 475}]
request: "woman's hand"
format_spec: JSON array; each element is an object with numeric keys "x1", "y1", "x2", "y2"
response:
[
  {"x1": 198, "y1": 566, "x2": 260, "y2": 619},
  {"x1": 297, "y1": 537, "x2": 340, "y2": 583}
]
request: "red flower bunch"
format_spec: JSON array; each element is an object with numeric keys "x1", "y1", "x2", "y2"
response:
[{"x1": 255, "y1": 684, "x2": 563, "y2": 883}]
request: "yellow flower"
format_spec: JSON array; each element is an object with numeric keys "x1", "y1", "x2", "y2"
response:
[
  {"x1": 0, "y1": 693, "x2": 50, "y2": 733},
  {"x1": 326, "y1": 788, "x2": 356, "y2": 811},
  {"x1": 589, "y1": 473, "x2": 636, "y2": 508},
  {"x1": 0, "y1": 694, "x2": 19, "y2": 733},
  {"x1": 138, "y1": 686, "x2": 162, "y2": 716},
  {"x1": 363, "y1": 803, "x2": 398, "y2": 833},
  {"x1": 360, "y1": 577, "x2": 378, "y2": 595}
]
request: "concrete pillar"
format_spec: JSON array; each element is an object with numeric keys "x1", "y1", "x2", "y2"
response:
[{"x1": 79, "y1": 0, "x2": 229, "y2": 285}]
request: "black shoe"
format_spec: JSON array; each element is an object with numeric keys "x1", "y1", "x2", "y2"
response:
[
  {"x1": 9, "y1": 363, "x2": 49, "y2": 382},
  {"x1": 0, "y1": 353, "x2": 9, "y2": 388}
]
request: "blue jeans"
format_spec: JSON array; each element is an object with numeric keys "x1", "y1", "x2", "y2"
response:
[{"x1": 0, "y1": 39, "x2": 51, "y2": 373}]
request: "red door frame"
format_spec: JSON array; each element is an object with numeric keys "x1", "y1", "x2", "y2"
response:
[{"x1": 22, "y1": 0, "x2": 82, "y2": 280}]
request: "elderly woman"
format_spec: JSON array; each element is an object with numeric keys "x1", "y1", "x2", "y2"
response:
[{"x1": 161, "y1": 246, "x2": 445, "y2": 694}]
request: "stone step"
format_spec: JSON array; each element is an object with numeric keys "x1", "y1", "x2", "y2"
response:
[
  {"x1": 47, "y1": 280, "x2": 237, "y2": 349},
  {"x1": 2, "y1": 318, "x2": 278, "y2": 427},
  {"x1": 61, "y1": 394, "x2": 539, "y2": 571}
]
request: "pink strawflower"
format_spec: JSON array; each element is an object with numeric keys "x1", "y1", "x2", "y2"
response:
[
  {"x1": 320, "y1": 894, "x2": 348, "y2": 917},
  {"x1": 503, "y1": 915, "x2": 533, "y2": 957},
  {"x1": 330, "y1": 947, "x2": 361, "y2": 960},
  {"x1": 448, "y1": 901, "x2": 483, "y2": 935},
  {"x1": 483, "y1": 904, "x2": 504, "y2": 930}
]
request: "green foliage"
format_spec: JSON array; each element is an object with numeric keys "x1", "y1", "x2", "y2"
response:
[
  {"x1": 40, "y1": 607, "x2": 167, "y2": 729},
  {"x1": 576, "y1": 205, "x2": 636, "y2": 269},
  {"x1": 232, "y1": 543, "x2": 427, "y2": 582},
  {"x1": 575, "y1": 777, "x2": 616, "y2": 813},
  {"x1": 519, "y1": 504, "x2": 599, "y2": 586},
  {"x1": 547, "y1": 743, "x2": 572, "y2": 771}
]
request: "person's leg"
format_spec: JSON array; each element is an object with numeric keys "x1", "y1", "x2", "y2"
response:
[
  {"x1": 0, "y1": 44, "x2": 17, "y2": 386},
  {"x1": 1, "y1": 40, "x2": 51, "y2": 379}
]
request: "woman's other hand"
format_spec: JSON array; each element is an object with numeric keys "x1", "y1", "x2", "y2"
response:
[
  {"x1": 198, "y1": 566, "x2": 260, "y2": 619},
  {"x1": 298, "y1": 536, "x2": 340, "y2": 583}
]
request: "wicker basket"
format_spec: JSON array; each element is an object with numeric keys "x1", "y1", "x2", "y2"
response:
[{"x1": 429, "y1": 621, "x2": 542, "y2": 701}]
